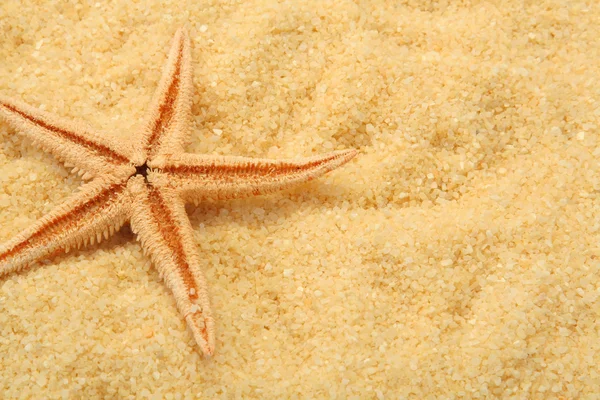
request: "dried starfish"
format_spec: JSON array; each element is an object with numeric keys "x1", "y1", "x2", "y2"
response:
[{"x1": 0, "y1": 29, "x2": 356, "y2": 356}]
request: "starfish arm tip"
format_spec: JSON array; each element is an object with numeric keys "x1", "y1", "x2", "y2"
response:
[
  {"x1": 185, "y1": 314, "x2": 215, "y2": 357},
  {"x1": 338, "y1": 148, "x2": 358, "y2": 162},
  {"x1": 176, "y1": 27, "x2": 189, "y2": 37}
]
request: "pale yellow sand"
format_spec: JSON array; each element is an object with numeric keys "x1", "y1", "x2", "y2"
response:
[{"x1": 1, "y1": 0, "x2": 599, "y2": 398}]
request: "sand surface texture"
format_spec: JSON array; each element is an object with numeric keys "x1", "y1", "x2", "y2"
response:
[{"x1": 1, "y1": 0, "x2": 599, "y2": 398}]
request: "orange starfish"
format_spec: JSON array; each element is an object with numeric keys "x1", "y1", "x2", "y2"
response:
[{"x1": 0, "y1": 29, "x2": 356, "y2": 356}]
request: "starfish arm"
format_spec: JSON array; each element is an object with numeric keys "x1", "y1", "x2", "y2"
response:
[
  {"x1": 149, "y1": 149, "x2": 357, "y2": 202},
  {"x1": 136, "y1": 28, "x2": 194, "y2": 161},
  {"x1": 0, "y1": 177, "x2": 131, "y2": 277},
  {"x1": 0, "y1": 95, "x2": 135, "y2": 180},
  {"x1": 128, "y1": 175, "x2": 215, "y2": 356}
]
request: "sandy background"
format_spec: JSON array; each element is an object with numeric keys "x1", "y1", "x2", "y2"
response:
[{"x1": 1, "y1": 0, "x2": 600, "y2": 398}]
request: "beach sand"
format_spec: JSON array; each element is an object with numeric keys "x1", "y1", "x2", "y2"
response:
[{"x1": 1, "y1": 0, "x2": 599, "y2": 398}]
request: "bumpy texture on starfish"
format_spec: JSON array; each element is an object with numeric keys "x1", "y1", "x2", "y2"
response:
[{"x1": 0, "y1": 29, "x2": 356, "y2": 356}]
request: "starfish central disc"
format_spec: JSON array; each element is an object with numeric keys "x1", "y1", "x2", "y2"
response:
[{"x1": 135, "y1": 162, "x2": 150, "y2": 179}]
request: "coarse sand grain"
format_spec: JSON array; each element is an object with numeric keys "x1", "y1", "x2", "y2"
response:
[{"x1": 1, "y1": 0, "x2": 600, "y2": 398}]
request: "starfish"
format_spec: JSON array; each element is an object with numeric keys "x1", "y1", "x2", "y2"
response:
[{"x1": 0, "y1": 29, "x2": 356, "y2": 356}]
